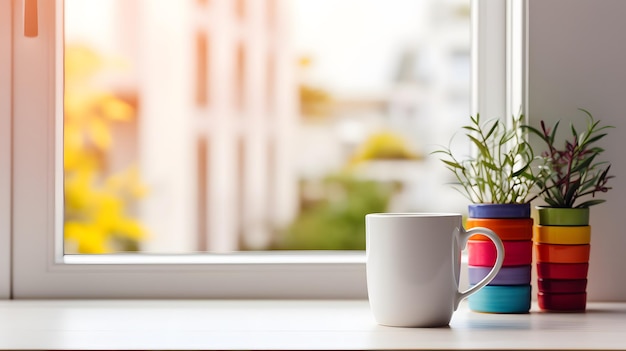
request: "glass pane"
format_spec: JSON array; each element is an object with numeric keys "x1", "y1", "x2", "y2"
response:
[{"x1": 63, "y1": 0, "x2": 470, "y2": 254}]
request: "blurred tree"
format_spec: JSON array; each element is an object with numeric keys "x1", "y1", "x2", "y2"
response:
[
  {"x1": 273, "y1": 173, "x2": 396, "y2": 250},
  {"x1": 64, "y1": 45, "x2": 148, "y2": 254}
]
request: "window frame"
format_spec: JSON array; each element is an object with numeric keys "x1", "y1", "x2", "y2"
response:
[
  {"x1": 7, "y1": 0, "x2": 520, "y2": 299},
  {"x1": 0, "y1": 0, "x2": 12, "y2": 300}
]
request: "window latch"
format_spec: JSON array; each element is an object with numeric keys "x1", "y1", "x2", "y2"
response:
[{"x1": 23, "y1": 0, "x2": 38, "y2": 38}]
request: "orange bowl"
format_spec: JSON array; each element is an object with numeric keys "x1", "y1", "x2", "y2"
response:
[
  {"x1": 466, "y1": 218, "x2": 533, "y2": 241},
  {"x1": 535, "y1": 243, "x2": 590, "y2": 264}
]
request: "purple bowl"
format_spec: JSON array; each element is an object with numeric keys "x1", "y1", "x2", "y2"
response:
[
  {"x1": 468, "y1": 265, "x2": 532, "y2": 286},
  {"x1": 468, "y1": 203, "x2": 531, "y2": 219}
]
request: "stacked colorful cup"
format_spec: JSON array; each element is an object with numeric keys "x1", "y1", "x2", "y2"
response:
[
  {"x1": 465, "y1": 204, "x2": 533, "y2": 313},
  {"x1": 534, "y1": 207, "x2": 591, "y2": 311}
]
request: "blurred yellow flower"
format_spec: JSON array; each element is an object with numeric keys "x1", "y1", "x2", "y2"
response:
[
  {"x1": 64, "y1": 44, "x2": 148, "y2": 254},
  {"x1": 350, "y1": 131, "x2": 422, "y2": 165}
]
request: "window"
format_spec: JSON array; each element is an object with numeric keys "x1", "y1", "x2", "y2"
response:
[
  {"x1": 62, "y1": 0, "x2": 473, "y2": 254},
  {"x1": 7, "y1": 0, "x2": 514, "y2": 298}
]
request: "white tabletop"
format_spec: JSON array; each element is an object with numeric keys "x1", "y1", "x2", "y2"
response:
[{"x1": 0, "y1": 299, "x2": 624, "y2": 350}]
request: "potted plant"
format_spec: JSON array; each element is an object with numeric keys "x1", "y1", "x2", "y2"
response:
[
  {"x1": 523, "y1": 108, "x2": 613, "y2": 312},
  {"x1": 434, "y1": 114, "x2": 537, "y2": 313}
]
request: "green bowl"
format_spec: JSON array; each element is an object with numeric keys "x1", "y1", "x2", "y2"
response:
[{"x1": 536, "y1": 207, "x2": 589, "y2": 226}]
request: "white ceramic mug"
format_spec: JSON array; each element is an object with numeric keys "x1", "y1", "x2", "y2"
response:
[{"x1": 366, "y1": 213, "x2": 504, "y2": 327}]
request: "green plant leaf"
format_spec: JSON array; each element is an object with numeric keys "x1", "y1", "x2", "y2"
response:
[
  {"x1": 549, "y1": 120, "x2": 560, "y2": 145},
  {"x1": 512, "y1": 163, "x2": 530, "y2": 178},
  {"x1": 467, "y1": 135, "x2": 490, "y2": 156},
  {"x1": 570, "y1": 155, "x2": 595, "y2": 174},
  {"x1": 584, "y1": 133, "x2": 608, "y2": 146},
  {"x1": 483, "y1": 162, "x2": 499, "y2": 171},
  {"x1": 484, "y1": 122, "x2": 499, "y2": 141},
  {"x1": 576, "y1": 199, "x2": 606, "y2": 208},
  {"x1": 544, "y1": 198, "x2": 560, "y2": 207},
  {"x1": 435, "y1": 113, "x2": 547, "y2": 204},
  {"x1": 441, "y1": 160, "x2": 464, "y2": 169},
  {"x1": 462, "y1": 126, "x2": 479, "y2": 133}
]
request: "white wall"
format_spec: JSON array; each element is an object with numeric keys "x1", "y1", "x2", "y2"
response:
[{"x1": 528, "y1": 0, "x2": 626, "y2": 301}]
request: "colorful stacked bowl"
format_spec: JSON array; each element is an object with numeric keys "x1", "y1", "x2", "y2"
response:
[
  {"x1": 535, "y1": 207, "x2": 591, "y2": 312},
  {"x1": 466, "y1": 204, "x2": 533, "y2": 313}
]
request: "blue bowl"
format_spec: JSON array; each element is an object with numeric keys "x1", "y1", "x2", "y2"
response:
[{"x1": 468, "y1": 285, "x2": 531, "y2": 313}]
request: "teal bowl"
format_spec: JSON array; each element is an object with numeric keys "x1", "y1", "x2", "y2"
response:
[{"x1": 468, "y1": 285, "x2": 531, "y2": 313}]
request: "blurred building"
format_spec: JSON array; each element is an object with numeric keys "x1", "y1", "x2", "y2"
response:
[
  {"x1": 73, "y1": 0, "x2": 299, "y2": 252},
  {"x1": 137, "y1": 0, "x2": 298, "y2": 252}
]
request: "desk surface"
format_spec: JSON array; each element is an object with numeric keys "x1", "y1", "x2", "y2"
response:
[{"x1": 0, "y1": 300, "x2": 624, "y2": 350}]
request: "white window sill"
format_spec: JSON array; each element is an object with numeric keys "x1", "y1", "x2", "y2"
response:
[{"x1": 0, "y1": 300, "x2": 624, "y2": 350}]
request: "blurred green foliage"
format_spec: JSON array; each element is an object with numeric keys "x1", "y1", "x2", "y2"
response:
[{"x1": 273, "y1": 173, "x2": 396, "y2": 250}]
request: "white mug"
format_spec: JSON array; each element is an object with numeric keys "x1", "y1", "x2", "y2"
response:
[{"x1": 366, "y1": 213, "x2": 504, "y2": 327}]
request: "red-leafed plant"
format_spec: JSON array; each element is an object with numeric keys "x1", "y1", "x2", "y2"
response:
[{"x1": 524, "y1": 109, "x2": 614, "y2": 208}]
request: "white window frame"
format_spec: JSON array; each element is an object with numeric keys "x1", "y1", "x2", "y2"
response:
[
  {"x1": 5, "y1": 0, "x2": 521, "y2": 299},
  {"x1": 0, "y1": 0, "x2": 12, "y2": 300}
]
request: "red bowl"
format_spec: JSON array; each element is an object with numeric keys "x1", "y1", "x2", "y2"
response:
[
  {"x1": 536, "y1": 262, "x2": 589, "y2": 280},
  {"x1": 538, "y1": 292, "x2": 587, "y2": 312},
  {"x1": 538, "y1": 279, "x2": 587, "y2": 294},
  {"x1": 468, "y1": 240, "x2": 532, "y2": 267}
]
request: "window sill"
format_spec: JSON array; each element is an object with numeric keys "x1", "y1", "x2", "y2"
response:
[
  {"x1": 0, "y1": 300, "x2": 624, "y2": 350},
  {"x1": 62, "y1": 251, "x2": 367, "y2": 265}
]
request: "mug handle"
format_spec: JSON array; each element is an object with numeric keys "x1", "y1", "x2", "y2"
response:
[{"x1": 454, "y1": 226, "x2": 504, "y2": 310}]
